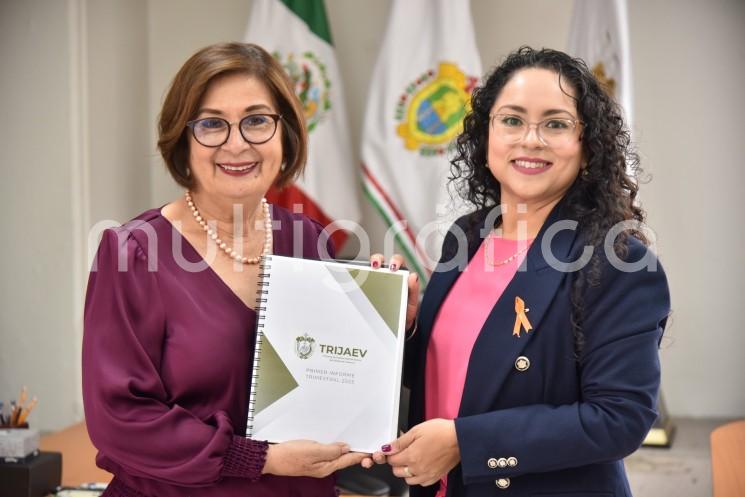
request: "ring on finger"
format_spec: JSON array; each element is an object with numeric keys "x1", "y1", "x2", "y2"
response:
[{"x1": 403, "y1": 466, "x2": 413, "y2": 478}]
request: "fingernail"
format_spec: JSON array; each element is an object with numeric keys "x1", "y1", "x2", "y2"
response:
[
  {"x1": 381, "y1": 444, "x2": 392, "y2": 453},
  {"x1": 413, "y1": 273, "x2": 419, "y2": 282},
  {"x1": 390, "y1": 263, "x2": 397, "y2": 271},
  {"x1": 372, "y1": 260, "x2": 380, "y2": 269}
]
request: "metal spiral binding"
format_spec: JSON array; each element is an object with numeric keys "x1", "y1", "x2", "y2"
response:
[{"x1": 246, "y1": 255, "x2": 273, "y2": 437}]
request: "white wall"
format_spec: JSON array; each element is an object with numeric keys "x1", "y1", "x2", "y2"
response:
[
  {"x1": 630, "y1": 0, "x2": 745, "y2": 417},
  {"x1": 1, "y1": 0, "x2": 743, "y2": 431},
  {"x1": 0, "y1": 0, "x2": 151, "y2": 431},
  {"x1": 0, "y1": 0, "x2": 80, "y2": 432},
  {"x1": 87, "y1": 0, "x2": 151, "y2": 222}
]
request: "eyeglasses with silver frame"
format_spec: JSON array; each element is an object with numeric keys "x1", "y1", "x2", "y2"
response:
[
  {"x1": 489, "y1": 113, "x2": 582, "y2": 147},
  {"x1": 186, "y1": 113, "x2": 282, "y2": 147}
]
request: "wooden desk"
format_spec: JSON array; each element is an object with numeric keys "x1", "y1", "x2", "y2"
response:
[
  {"x1": 39, "y1": 422, "x2": 112, "y2": 487},
  {"x1": 711, "y1": 419, "x2": 745, "y2": 497}
]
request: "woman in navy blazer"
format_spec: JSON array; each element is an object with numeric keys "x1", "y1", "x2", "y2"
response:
[{"x1": 368, "y1": 47, "x2": 671, "y2": 497}]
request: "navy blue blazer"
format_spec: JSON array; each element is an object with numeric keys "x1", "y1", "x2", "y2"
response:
[{"x1": 405, "y1": 204, "x2": 670, "y2": 497}]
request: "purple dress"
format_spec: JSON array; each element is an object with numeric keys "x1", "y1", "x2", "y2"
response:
[{"x1": 82, "y1": 205, "x2": 337, "y2": 497}]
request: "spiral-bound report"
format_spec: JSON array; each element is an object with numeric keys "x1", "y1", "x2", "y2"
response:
[{"x1": 246, "y1": 255, "x2": 409, "y2": 453}]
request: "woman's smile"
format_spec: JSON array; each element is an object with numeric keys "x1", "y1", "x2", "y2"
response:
[
  {"x1": 511, "y1": 157, "x2": 553, "y2": 175},
  {"x1": 216, "y1": 161, "x2": 259, "y2": 176}
]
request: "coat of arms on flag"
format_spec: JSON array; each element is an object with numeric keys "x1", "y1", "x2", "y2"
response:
[
  {"x1": 396, "y1": 62, "x2": 478, "y2": 156},
  {"x1": 361, "y1": 0, "x2": 482, "y2": 283},
  {"x1": 275, "y1": 51, "x2": 331, "y2": 133}
]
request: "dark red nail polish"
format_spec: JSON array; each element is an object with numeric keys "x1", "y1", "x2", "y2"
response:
[
  {"x1": 372, "y1": 260, "x2": 380, "y2": 268},
  {"x1": 381, "y1": 444, "x2": 391, "y2": 453},
  {"x1": 390, "y1": 263, "x2": 397, "y2": 271}
]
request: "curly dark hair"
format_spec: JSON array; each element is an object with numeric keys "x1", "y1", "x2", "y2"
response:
[{"x1": 450, "y1": 46, "x2": 647, "y2": 358}]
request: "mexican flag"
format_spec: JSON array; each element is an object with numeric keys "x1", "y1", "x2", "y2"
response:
[
  {"x1": 245, "y1": 0, "x2": 360, "y2": 251},
  {"x1": 361, "y1": 0, "x2": 482, "y2": 283},
  {"x1": 567, "y1": 0, "x2": 634, "y2": 127}
]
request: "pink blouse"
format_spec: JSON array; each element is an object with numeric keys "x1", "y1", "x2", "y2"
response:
[{"x1": 425, "y1": 235, "x2": 532, "y2": 497}]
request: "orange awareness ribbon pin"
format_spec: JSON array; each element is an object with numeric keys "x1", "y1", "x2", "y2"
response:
[{"x1": 513, "y1": 296, "x2": 533, "y2": 337}]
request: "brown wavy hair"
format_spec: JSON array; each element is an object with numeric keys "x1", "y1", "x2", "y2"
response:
[
  {"x1": 450, "y1": 46, "x2": 647, "y2": 357},
  {"x1": 158, "y1": 42, "x2": 307, "y2": 190}
]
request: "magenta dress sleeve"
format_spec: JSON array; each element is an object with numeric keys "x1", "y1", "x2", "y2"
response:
[{"x1": 82, "y1": 229, "x2": 268, "y2": 486}]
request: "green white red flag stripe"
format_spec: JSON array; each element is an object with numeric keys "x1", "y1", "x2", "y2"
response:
[{"x1": 362, "y1": 163, "x2": 427, "y2": 279}]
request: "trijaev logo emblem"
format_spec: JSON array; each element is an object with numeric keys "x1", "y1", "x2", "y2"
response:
[{"x1": 295, "y1": 333, "x2": 316, "y2": 359}]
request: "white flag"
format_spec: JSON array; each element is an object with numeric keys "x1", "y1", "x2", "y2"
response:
[
  {"x1": 245, "y1": 0, "x2": 361, "y2": 251},
  {"x1": 567, "y1": 0, "x2": 633, "y2": 126},
  {"x1": 361, "y1": 0, "x2": 482, "y2": 283}
]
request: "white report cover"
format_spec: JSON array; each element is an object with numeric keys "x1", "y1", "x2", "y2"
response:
[{"x1": 246, "y1": 255, "x2": 408, "y2": 453}]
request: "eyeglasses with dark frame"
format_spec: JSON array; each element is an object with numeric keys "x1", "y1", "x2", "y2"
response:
[
  {"x1": 490, "y1": 113, "x2": 583, "y2": 147},
  {"x1": 186, "y1": 114, "x2": 283, "y2": 147}
]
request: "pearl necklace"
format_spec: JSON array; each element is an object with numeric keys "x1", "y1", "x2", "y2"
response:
[
  {"x1": 485, "y1": 236, "x2": 531, "y2": 267},
  {"x1": 184, "y1": 190, "x2": 272, "y2": 264}
]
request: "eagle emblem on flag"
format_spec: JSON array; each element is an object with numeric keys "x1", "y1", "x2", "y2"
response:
[{"x1": 274, "y1": 51, "x2": 332, "y2": 132}]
